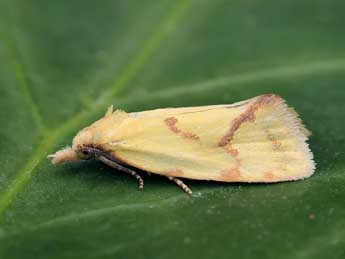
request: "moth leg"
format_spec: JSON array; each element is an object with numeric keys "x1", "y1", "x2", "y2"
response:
[
  {"x1": 97, "y1": 156, "x2": 144, "y2": 189},
  {"x1": 167, "y1": 176, "x2": 193, "y2": 195}
]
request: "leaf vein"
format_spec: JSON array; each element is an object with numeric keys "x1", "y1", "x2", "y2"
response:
[
  {"x1": 121, "y1": 58, "x2": 345, "y2": 103},
  {"x1": 0, "y1": 5, "x2": 46, "y2": 131},
  {"x1": 0, "y1": 0, "x2": 194, "y2": 219}
]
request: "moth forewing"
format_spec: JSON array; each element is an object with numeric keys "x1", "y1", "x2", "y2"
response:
[{"x1": 49, "y1": 94, "x2": 315, "y2": 194}]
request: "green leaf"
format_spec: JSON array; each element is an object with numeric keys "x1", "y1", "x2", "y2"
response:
[{"x1": 0, "y1": 0, "x2": 344, "y2": 258}]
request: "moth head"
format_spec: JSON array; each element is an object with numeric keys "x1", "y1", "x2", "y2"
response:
[
  {"x1": 47, "y1": 146, "x2": 80, "y2": 164},
  {"x1": 49, "y1": 130, "x2": 101, "y2": 165},
  {"x1": 48, "y1": 106, "x2": 127, "y2": 165},
  {"x1": 48, "y1": 145, "x2": 97, "y2": 164}
]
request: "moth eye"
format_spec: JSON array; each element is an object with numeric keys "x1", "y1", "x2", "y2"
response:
[{"x1": 78, "y1": 150, "x2": 93, "y2": 160}]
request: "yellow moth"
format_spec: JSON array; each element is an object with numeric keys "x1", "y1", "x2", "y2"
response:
[{"x1": 48, "y1": 94, "x2": 315, "y2": 195}]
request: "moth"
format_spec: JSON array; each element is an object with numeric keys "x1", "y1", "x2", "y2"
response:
[{"x1": 48, "y1": 94, "x2": 315, "y2": 194}]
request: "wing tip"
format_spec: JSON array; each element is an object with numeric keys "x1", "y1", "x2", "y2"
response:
[
  {"x1": 268, "y1": 94, "x2": 316, "y2": 180},
  {"x1": 255, "y1": 93, "x2": 312, "y2": 138}
]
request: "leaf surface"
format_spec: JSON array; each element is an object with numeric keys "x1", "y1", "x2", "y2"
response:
[{"x1": 0, "y1": 0, "x2": 344, "y2": 258}]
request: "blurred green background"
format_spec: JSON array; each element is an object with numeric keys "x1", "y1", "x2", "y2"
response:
[{"x1": 0, "y1": 0, "x2": 344, "y2": 258}]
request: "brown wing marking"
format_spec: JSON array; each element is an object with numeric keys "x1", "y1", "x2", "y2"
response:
[
  {"x1": 165, "y1": 117, "x2": 200, "y2": 140},
  {"x1": 217, "y1": 94, "x2": 281, "y2": 181},
  {"x1": 218, "y1": 94, "x2": 278, "y2": 147}
]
